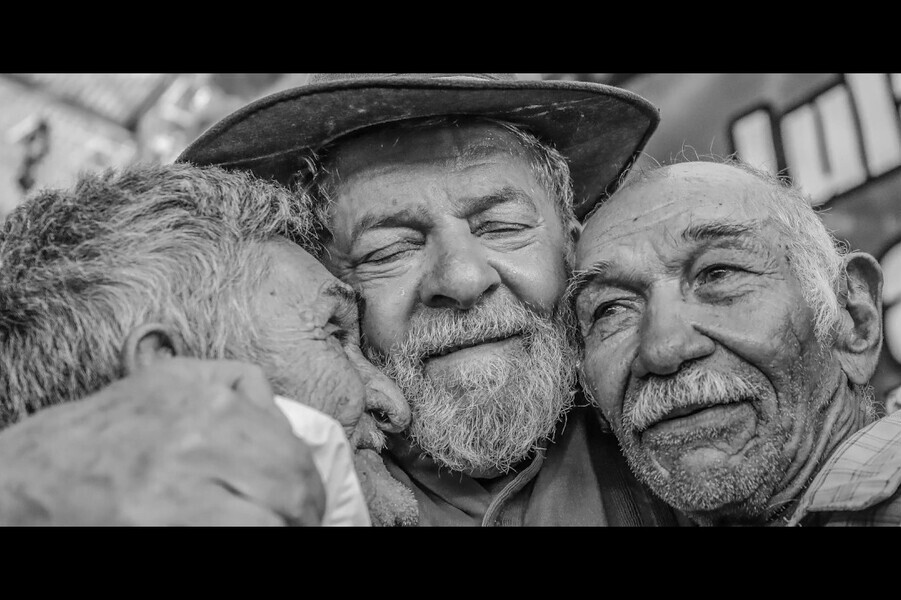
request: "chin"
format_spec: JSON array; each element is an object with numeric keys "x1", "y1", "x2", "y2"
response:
[{"x1": 627, "y1": 442, "x2": 782, "y2": 524}]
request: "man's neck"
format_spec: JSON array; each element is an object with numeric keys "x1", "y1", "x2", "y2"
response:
[{"x1": 764, "y1": 377, "x2": 874, "y2": 525}]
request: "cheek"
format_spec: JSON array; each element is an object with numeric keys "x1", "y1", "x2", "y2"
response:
[
  {"x1": 582, "y1": 346, "x2": 628, "y2": 421},
  {"x1": 309, "y1": 354, "x2": 368, "y2": 427},
  {"x1": 713, "y1": 298, "x2": 817, "y2": 391},
  {"x1": 277, "y1": 340, "x2": 367, "y2": 423},
  {"x1": 358, "y1": 280, "x2": 418, "y2": 353},
  {"x1": 494, "y1": 243, "x2": 569, "y2": 312}
]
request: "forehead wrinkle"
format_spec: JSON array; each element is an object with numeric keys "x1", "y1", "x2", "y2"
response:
[
  {"x1": 457, "y1": 136, "x2": 522, "y2": 163},
  {"x1": 585, "y1": 196, "x2": 680, "y2": 240},
  {"x1": 459, "y1": 186, "x2": 538, "y2": 218}
]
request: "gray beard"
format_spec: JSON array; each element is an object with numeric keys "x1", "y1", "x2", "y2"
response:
[
  {"x1": 618, "y1": 363, "x2": 782, "y2": 523},
  {"x1": 366, "y1": 298, "x2": 579, "y2": 475}
]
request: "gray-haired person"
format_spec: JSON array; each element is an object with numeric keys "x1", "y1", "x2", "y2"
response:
[{"x1": 0, "y1": 162, "x2": 414, "y2": 526}]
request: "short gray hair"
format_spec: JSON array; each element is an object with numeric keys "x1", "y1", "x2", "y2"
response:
[
  {"x1": 0, "y1": 163, "x2": 319, "y2": 428},
  {"x1": 618, "y1": 158, "x2": 848, "y2": 344}
]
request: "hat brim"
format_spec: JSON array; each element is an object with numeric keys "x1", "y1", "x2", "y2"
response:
[{"x1": 176, "y1": 77, "x2": 659, "y2": 220}]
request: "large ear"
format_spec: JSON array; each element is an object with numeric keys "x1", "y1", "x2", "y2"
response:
[
  {"x1": 834, "y1": 252, "x2": 883, "y2": 385},
  {"x1": 120, "y1": 323, "x2": 185, "y2": 377}
]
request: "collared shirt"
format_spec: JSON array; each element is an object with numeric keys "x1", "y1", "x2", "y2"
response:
[
  {"x1": 274, "y1": 395, "x2": 372, "y2": 526},
  {"x1": 382, "y1": 403, "x2": 680, "y2": 527},
  {"x1": 788, "y1": 409, "x2": 901, "y2": 527}
]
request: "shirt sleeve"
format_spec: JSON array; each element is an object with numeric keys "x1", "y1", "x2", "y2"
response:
[{"x1": 273, "y1": 395, "x2": 372, "y2": 526}]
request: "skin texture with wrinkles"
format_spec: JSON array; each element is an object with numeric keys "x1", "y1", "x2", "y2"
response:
[
  {"x1": 319, "y1": 121, "x2": 578, "y2": 479},
  {"x1": 0, "y1": 358, "x2": 327, "y2": 526},
  {"x1": 0, "y1": 238, "x2": 417, "y2": 527},
  {"x1": 255, "y1": 239, "x2": 369, "y2": 435},
  {"x1": 251, "y1": 239, "x2": 418, "y2": 526},
  {"x1": 323, "y1": 122, "x2": 570, "y2": 352},
  {"x1": 574, "y1": 161, "x2": 882, "y2": 525},
  {"x1": 0, "y1": 161, "x2": 417, "y2": 527}
]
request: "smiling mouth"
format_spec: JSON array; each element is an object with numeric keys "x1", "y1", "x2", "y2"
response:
[
  {"x1": 661, "y1": 403, "x2": 720, "y2": 421},
  {"x1": 425, "y1": 333, "x2": 522, "y2": 360},
  {"x1": 639, "y1": 396, "x2": 756, "y2": 433}
]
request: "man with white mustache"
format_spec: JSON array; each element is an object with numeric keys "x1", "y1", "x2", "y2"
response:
[
  {"x1": 370, "y1": 293, "x2": 577, "y2": 475},
  {"x1": 572, "y1": 158, "x2": 901, "y2": 526}
]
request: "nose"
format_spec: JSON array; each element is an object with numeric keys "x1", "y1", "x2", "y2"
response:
[
  {"x1": 362, "y1": 369, "x2": 410, "y2": 434},
  {"x1": 631, "y1": 285, "x2": 715, "y2": 378},
  {"x1": 345, "y1": 343, "x2": 411, "y2": 433},
  {"x1": 419, "y1": 228, "x2": 501, "y2": 310}
]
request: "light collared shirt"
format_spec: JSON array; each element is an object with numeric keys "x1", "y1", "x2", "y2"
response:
[
  {"x1": 274, "y1": 396, "x2": 371, "y2": 526},
  {"x1": 788, "y1": 409, "x2": 901, "y2": 527}
]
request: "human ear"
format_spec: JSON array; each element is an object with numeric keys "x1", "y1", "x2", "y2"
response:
[
  {"x1": 834, "y1": 252, "x2": 883, "y2": 385},
  {"x1": 120, "y1": 323, "x2": 185, "y2": 377},
  {"x1": 886, "y1": 385, "x2": 901, "y2": 415}
]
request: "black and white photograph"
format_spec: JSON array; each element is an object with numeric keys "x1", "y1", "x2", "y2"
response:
[{"x1": 1, "y1": 72, "x2": 899, "y2": 528}]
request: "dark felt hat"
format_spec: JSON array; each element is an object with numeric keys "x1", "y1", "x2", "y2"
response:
[{"x1": 176, "y1": 73, "x2": 660, "y2": 220}]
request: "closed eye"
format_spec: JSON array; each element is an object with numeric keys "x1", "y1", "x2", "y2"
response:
[
  {"x1": 697, "y1": 264, "x2": 745, "y2": 284},
  {"x1": 361, "y1": 241, "x2": 422, "y2": 265},
  {"x1": 474, "y1": 221, "x2": 528, "y2": 236}
]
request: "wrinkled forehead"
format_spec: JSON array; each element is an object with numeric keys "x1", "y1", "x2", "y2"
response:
[
  {"x1": 327, "y1": 120, "x2": 530, "y2": 182},
  {"x1": 258, "y1": 237, "x2": 355, "y2": 310},
  {"x1": 577, "y1": 162, "x2": 773, "y2": 266}
]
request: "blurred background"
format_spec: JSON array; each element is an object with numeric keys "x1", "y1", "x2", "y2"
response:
[{"x1": 1, "y1": 72, "x2": 899, "y2": 410}]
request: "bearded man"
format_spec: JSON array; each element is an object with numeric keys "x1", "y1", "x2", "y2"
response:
[{"x1": 179, "y1": 73, "x2": 679, "y2": 525}]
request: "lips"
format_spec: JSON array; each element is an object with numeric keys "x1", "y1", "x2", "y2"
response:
[
  {"x1": 659, "y1": 402, "x2": 721, "y2": 422},
  {"x1": 423, "y1": 332, "x2": 522, "y2": 360},
  {"x1": 639, "y1": 398, "x2": 755, "y2": 434}
]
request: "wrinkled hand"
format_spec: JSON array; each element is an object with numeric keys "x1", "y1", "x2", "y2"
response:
[{"x1": 0, "y1": 358, "x2": 326, "y2": 526}]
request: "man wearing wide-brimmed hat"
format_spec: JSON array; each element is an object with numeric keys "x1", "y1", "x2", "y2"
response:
[{"x1": 177, "y1": 73, "x2": 681, "y2": 526}]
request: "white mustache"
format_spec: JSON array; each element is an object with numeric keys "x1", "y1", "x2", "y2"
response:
[
  {"x1": 626, "y1": 366, "x2": 765, "y2": 432},
  {"x1": 389, "y1": 301, "x2": 541, "y2": 365}
]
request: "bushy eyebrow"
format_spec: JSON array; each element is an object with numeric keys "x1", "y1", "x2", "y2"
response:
[
  {"x1": 350, "y1": 186, "x2": 537, "y2": 244},
  {"x1": 323, "y1": 282, "x2": 359, "y2": 309},
  {"x1": 567, "y1": 261, "x2": 615, "y2": 303},
  {"x1": 322, "y1": 282, "x2": 365, "y2": 333},
  {"x1": 460, "y1": 186, "x2": 538, "y2": 217},
  {"x1": 681, "y1": 221, "x2": 758, "y2": 244},
  {"x1": 351, "y1": 207, "x2": 431, "y2": 245}
]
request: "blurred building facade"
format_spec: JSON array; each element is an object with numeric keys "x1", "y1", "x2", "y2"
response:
[
  {"x1": 0, "y1": 73, "x2": 304, "y2": 216},
  {"x1": 1, "y1": 72, "x2": 899, "y2": 407}
]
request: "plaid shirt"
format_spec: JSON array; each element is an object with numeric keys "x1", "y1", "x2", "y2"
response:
[{"x1": 788, "y1": 410, "x2": 901, "y2": 527}]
